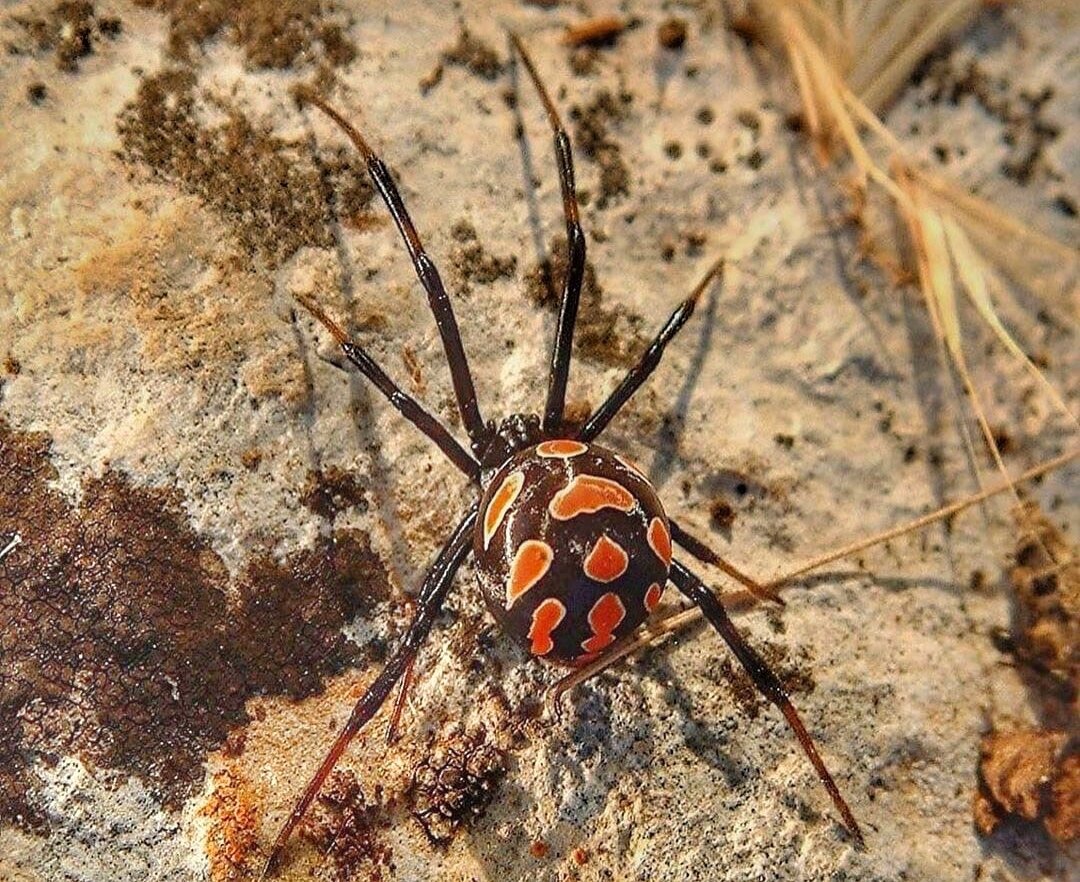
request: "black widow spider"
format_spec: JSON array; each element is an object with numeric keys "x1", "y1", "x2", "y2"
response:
[{"x1": 264, "y1": 34, "x2": 862, "y2": 874}]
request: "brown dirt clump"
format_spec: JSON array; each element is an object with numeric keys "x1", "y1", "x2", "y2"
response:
[
  {"x1": 524, "y1": 233, "x2": 647, "y2": 369},
  {"x1": 131, "y1": 0, "x2": 355, "y2": 69},
  {"x1": 409, "y1": 724, "x2": 507, "y2": 844},
  {"x1": 974, "y1": 729, "x2": 1078, "y2": 843},
  {"x1": 442, "y1": 27, "x2": 504, "y2": 80},
  {"x1": 116, "y1": 69, "x2": 375, "y2": 267},
  {"x1": 570, "y1": 89, "x2": 632, "y2": 208},
  {"x1": 301, "y1": 465, "x2": 370, "y2": 520},
  {"x1": 973, "y1": 502, "x2": 1079, "y2": 845},
  {"x1": 301, "y1": 769, "x2": 395, "y2": 881},
  {"x1": 10, "y1": 1, "x2": 122, "y2": 72},
  {"x1": 0, "y1": 419, "x2": 391, "y2": 831},
  {"x1": 1006, "y1": 501, "x2": 1079, "y2": 719},
  {"x1": 657, "y1": 17, "x2": 688, "y2": 51},
  {"x1": 448, "y1": 219, "x2": 518, "y2": 292}
]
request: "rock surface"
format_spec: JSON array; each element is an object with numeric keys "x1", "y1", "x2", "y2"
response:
[{"x1": 0, "y1": 2, "x2": 1077, "y2": 881}]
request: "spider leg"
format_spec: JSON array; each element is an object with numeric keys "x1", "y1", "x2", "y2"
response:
[
  {"x1": 579, "y1": 257, "x2": 725, "y2": 442},
  {"x1": 295, "y1": 294, "x2": 480, "y2": 482},
  {"x1": 262, "y1": 503, "x2": 479, "y2": 877},
  {"x1": 297, "y1": 91, "x2": 488, "y2": 455},
  {"x1": 509, "y1": 34, "x2": 586, "y2": 435},
  {"x1": 670, "y1": 560, "x2": 864, "y2": 846},
  {"x1": 670, "y1": 520, "x2": 784, "y2": 605}
]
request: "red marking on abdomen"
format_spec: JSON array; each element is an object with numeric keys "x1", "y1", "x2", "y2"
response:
[
  {"x1": 581, "y1": 592, "x2": 626, "y2": 654},
  {"x1": 644, "y1": 582, "x2": 664, "y2": 612},
  {"x1": 528, "y1": 598, "x2": 566, "y2": 656},
  {"x1": 484, "y1": 471, "x2": 523, "y2": 549},
  {"x1": 549, "y1": 475, "x2": 635, "y2": 521},
  {"x1": 647, "y1": 517, "x2": 672, "y2": 567},
  {"x1": 507, "y1": 540, "x2": 554, "y2": 609},
  {"x1": 537, "y1": 439, "x2": 588, "y2": 458},
  {"x1": 583, "y1": 534, "x2": 629, "y2": 583}
]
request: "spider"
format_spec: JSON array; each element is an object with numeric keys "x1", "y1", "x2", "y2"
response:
[{"x1": 263, "y1": 34, "x2": 862, "y2": 874}]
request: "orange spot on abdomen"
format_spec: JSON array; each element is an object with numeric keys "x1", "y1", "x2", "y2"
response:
[
  {"x1": 581, "y1": 592, "x2": 626, "y2": 654},
  {"x1": 583, "y1": 534, "x2": 629, "y2": 583},
  {"x1": 644, "y1": 582, "x2": 664, "y2": 612},
  {"x1": 549, "y1": 475, "x2": 635, "y2": 521},
  {"x1": 507, "y1": 540, "x2": 554, "y2": 609},
  {"x1": 528, "y1": 598, "x2": 566, "y2": 656},
  {"x1": 537, "y1": 439, "x2": 588, "y2": 458},
  {"x1": 483, "y1": 471, "x2": 523, "y2": 549},
  {"x1": 647, "y1": 517, "x2": 672, "y2": 567}
]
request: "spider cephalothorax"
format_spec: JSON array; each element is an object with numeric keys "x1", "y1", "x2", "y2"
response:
[{"x1": 264, "y1": 34, "x2": 862, "y2": 875}]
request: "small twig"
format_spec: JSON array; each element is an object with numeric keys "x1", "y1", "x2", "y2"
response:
[{"x1": 0, "y1": 533, "x2": 21, "y2": 562}]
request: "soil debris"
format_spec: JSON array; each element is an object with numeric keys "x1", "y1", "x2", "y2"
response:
[
  {"x1": 562, "y1": 16, "x2": 625, "y2": 48},
  {"x1": 442, "y1": 27, "x2": 504, "y2": 80},
  {"x1": 131, "y1": 0, "x2": 356, "y2": 70},
  {"x1": 10, "y1": 1, "x2": 122, "y2": 72},
  {"x1": 448, "y1": 219, "x2": 518, "y2": 292},
  {"x1": 116, "y1": 70, "x2": 375, "y2": 267},
  {"x1": 569, "y1": 89, "x2": 632, "y2": 208},
  {"x1": 0, "y1": 419, "x2": 390, "y2": 831},
  {"x1": 301, "y1": 465, "x2": 370, "y2": 520},
  {"x1": 409, "y1": 724, "x2": 506, "y2": 844},
  {"x1": 974, "y1": 729, "x2": 1078, "y2": 843},
  {"x1": 302, "y1": 770, "x2": 394, "y2": 881},
  {"x1": 657, "y1": 17, "x2": 688, "y2": 51}
]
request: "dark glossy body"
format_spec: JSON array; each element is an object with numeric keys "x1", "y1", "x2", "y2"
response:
[{"x1": 474, "y1": 439, "x2": 671, "y2": 665}]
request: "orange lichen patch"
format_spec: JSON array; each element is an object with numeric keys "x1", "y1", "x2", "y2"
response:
[
  {"x1": 583, "y1": 535, "x2": 629, "y2": 583},
  {"x1": 582, "y1": 593, "x2": 626, "y2": 654},
  {"x1": 536, "y1": 439, "x2": 588, "y2": 458},
  {"x1": 507, "y1": 540, "x2": 554, "y2": 609},
  {"x1": 200, "y1": 768, "x2": 260, "y2": 881},
  {"x1": 549, "y1": 475, "x2": 634, "y2": 521},
  {"x1": 528, "y1": 598, "x2": 566, "y2": 656},
  {"x1": 648, "y1": 517, "x2": 672, "y2": 567},
  {"x1": 484, "y1": 471, "x2": 523, "y2": 549},
  {"x1": 644, "y1": 582, "x2": 664, "y2": 613}
]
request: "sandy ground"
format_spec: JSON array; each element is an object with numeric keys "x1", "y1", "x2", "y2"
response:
[{"x1": 0, "y1": 1, "x2": 1077, "y2": 881}]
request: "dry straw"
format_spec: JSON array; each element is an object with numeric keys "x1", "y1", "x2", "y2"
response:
[{"x1": 556, "y1": 0, "x2": 1078, "y2": 696}]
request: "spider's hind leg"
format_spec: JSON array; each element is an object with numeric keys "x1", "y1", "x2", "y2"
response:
[
  {"x1": 262, "y1": 504, "x2": 478, "y2": 877},
  {"x1": 670, "y1": 559, "x2": 865, "y2": 846}
]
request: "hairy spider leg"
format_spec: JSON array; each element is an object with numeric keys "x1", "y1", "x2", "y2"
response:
[
  {"x1": 509, "y1": 34, "x2": 587, "y2": 435},
  {"x1": 578, "y1": 256, "x2": 724, "y2": 442},
  {"x1": 670, "y1": 560, "x2": 864, "y2": 846},
  {"x1": 298, "y1": 91, "x2": 488, "y2": 455},
  {"x1": 295, "y1": 294, "x2": 480, "y2": 482},
  {"x1": 262, "y1": 504, "x2": 479, "y2": 877}
]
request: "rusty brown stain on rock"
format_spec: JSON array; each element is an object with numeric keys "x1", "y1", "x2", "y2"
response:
[
  {"x1": 0, "y1": 419, "x2": 390, "y2": 831},
  {"x1": 200, "y1": 767, "x2": 262, "y2": 881}
]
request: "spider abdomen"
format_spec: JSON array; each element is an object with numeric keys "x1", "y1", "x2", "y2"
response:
[{"x1": 474, "y1": 440, "x2": 671, "y2": 666}]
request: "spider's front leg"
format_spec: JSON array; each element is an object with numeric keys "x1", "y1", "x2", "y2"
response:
[
  {"x1": 262, "y1": 503, "x2": 479, "y2": 877},
  {"x1": 510, "y1": 34, "x2": 587, "y2": 434}
]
